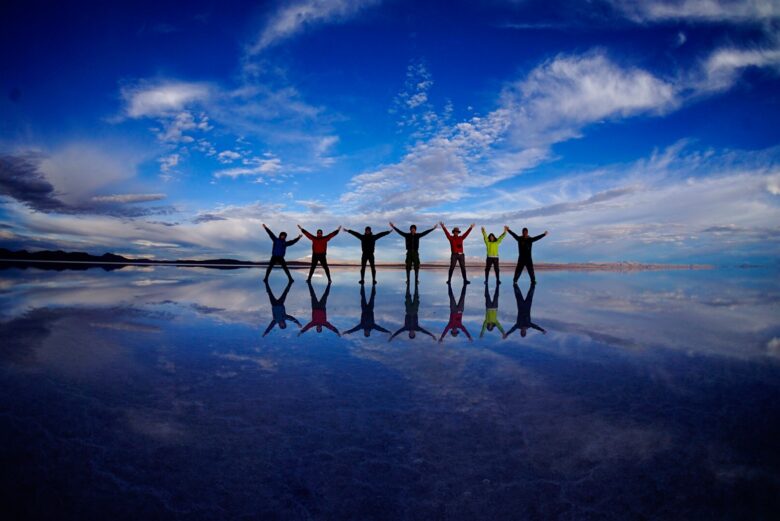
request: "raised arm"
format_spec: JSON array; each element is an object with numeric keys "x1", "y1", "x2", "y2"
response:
[
  {"x1": 262, "y1": 320, "x2": 277, "y2": 337},
  {"x1": 285, "y1": 314, "x2": 302, "y2": 327},
  {"x1": 389, "y1": 326, "x2": 408, "y2": 342},
  {"x1": 461, "y1": 224, "x2": 475, "y2": 239},
  {"x1": 263, "y1": 224, "x2": 276, "y2": 240},
  {"x1": 373, "y1": 324, "x2": 391, "y2": 334},
  {"x1": 481, "y1": 227, "x2": 488, "y2": 244},
  {"x1": 506, "y1": 228, "x2": 520, "y2": 240},
  {"x1": 439, "y1": 324, "x2": 452, "y2": 342},
  {"x1": 286, "y1": 235, "x2": 302, "y2": 247},
  {"x1": 344, "y1": 323, "x2": 363, "y2": 335},
  {"x1": 461, "y1": 325, "x2": 473, "y2": 341},
  {"x1": 374, "y1": 230, "x2": 392, "y2": 240},
  {"x1": 418, "y1": 224, "x2": 438, "y2": 237},
  {"x1": 531, "y1": 231, "x2": 548, "y2": 242},
  {"x1": 346, "y1": 229, "x2": 363, "y2": 240},
  {"x1": 298, "y1": 225, "x2": 315, "y2": 240},
  {"x1": 390, "y1": 222, "x2": 409, "y2": 237},
  {"x1": 325, "y1": 226, "x2": 341, "y2": 240},
  {"x1": 298, "y1": 321, "x2": 316, "y2": 335},
  {"x1": 496, "y1": 230, "x2": 507, "y2": 243},
  {"x1": 440, "y1": 222, "x2": 451, "y2": 239},
  {"x1": 324, "y1": 322, "x2": 341, "y2": 336}
]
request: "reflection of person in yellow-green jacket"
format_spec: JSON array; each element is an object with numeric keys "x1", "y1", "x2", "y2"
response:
[
  {"x1": 482, "y1": 226, "x2": 507, "y2": 284},
  {"x1": 480, "y1": 284, "x2": 504, "y2": 338}
]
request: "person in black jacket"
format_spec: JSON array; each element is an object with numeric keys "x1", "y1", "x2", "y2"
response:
[
  {"x1": 506, "y1": 227, "x2": 548, "y2": 284},
  {"x1": 389, "y1": 283, "x2": 436, "y2": 341},
  {"x1": 389, "y1": 222, "x2": 438, "y2": 284},
  {"x1": 345, "y1": 226, "x2": 392, "y2": 284}
]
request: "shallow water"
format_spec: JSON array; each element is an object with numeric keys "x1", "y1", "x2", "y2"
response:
[{"x1": 1, "y1": 266, "x2": 779, "y2": 519}]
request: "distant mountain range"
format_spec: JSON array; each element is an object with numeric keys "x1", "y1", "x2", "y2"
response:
[{"x1": 0, "y1": 248, "x2": 266, "y2": 268}]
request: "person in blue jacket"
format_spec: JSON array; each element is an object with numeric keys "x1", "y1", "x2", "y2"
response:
[{"x1": 263, "y1": 223, "x2": 302, "y2": 282}]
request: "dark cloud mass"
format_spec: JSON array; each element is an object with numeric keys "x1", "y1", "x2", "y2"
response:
[{"x1": 0, "y1": 153, "x2": 171, "y2": 217}]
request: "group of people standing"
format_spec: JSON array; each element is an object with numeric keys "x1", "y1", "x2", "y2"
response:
[{"x1": 262, "y1": 222, "x2": 548, "y2": 285}]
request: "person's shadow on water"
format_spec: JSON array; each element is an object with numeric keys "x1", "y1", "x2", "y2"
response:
[
  {"x1": 504, "y1": 282, "x2": 546, "y2": 339},
  {"x1": 262, "y1": 279, "x2": 301, "y2": 336},
  {"x1": 439, "y1": 282, "x2": 472, "y2": 343},
  {"x1": 344, "y1": 285, "x2": 390, "y2": 338},
  {"x1": 299, "y1": 281, "x2": 340, "y2": 337},
  {"x1": 389, "y1": 283, "x2": 436, "y2": 342}
]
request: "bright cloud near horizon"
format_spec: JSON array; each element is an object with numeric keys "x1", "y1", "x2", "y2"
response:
[{"x1": 1, "y1": 0, "x2": 779, "y2": 264}]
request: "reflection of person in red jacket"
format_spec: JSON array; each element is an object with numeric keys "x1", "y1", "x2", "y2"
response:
[
  {"x1": 440, "y1": 222, "x2": 475, "y2": 285},
  {"x1": 299, "y1": 281, "x2": 340, "y2": 337},
  {"x1": 298, "y1": 225, "x2": 341, "y2": 283},
  {"x1": 439, "y1": 283, "x2": 472, "y2": 343}
]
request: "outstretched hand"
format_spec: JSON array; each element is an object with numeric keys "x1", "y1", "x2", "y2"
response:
[
  {"x1": 470, "y1": 223, "x2": 475, "y2": 228},
  {"x1": 544, "y1": 230, "x2": 549, "y2": 235},
  {"x1": 503, "y1": 225, "x2": 509, "y2": 231},
  {"x1": 389, "y1": 221, "x2": 395, "y2": 227},
  {"x1": 297, "y1": 224, "x2": 302, "y2": 230}
]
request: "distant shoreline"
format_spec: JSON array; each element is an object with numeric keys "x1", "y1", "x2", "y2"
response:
[{"x1": 0, "y1": 258, "x2": 713, "y2": 271}]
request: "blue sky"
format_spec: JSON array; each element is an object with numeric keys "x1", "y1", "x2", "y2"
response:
[{"x1": 1, "y1": 0, "x2": 779, "y2": 264}]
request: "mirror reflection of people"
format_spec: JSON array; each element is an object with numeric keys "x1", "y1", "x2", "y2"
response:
[
  {"x1": 440, "y1": 222, "x2": 475, "y2": 285},
  {"x1": 345, "y1": 226, "x2": 391, "y2": 285},
  {"x1": 389, "y1": 222, "x2": 438, "y2": 285},
  {"x1": 298, "y1": 225, "x2": 341, "y2": 283},
  {"x1": 482, "y1": 226, "x2": 507, "y2": 285},
  {"x1": 299, "y1": 281, "x2": 340, "y2": 337},
  {"x1": 389, "y1": 283, "x2": 436, "y2": 341},
  {"x1": 439, "y1": 282, "x2": 472, "y2": 343},
  {"x1": 480, "y1": 283, "x2": 505, "y2": 338},
  {"x1": 262, "y1": 223, "x2": 302, "y2": 283},
  {"x1": 344, "y1": 285, "x2": 390, "y2": 337},
  {"x1": 262, "y1": 279, "x2": 301, "y2": 336},
  {"x1": 504, "y1": 282, "x2": 546, "y2": 338},
  {"x1": 507, "y1": 227, "x2": 548, "y2": 285}
]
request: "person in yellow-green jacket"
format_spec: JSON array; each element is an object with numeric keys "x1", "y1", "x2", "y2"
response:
[
  {"x1": 480, "y1": 284, "x2": 504, "y2": 338},
  {"x1": 482, "y1": 226, "x2": 507, "y2": 284}
]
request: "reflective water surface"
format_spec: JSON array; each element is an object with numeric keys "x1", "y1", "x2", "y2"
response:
[{"x1": 1, "y1": 266, "x2": 779, "y2": 519}]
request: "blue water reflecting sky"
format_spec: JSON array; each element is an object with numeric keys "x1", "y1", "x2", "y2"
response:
[{"x1": 1, "y1": 266, "x2": 779, "y2": 518}]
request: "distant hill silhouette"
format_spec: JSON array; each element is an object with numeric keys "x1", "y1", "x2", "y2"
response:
[{"x1": 0, "y1": 248, "x2": 267, "y2": 269}]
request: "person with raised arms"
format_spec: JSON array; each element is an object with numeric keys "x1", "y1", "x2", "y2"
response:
[
  {"x1": 482, "y1": 226, "x2": 508, "y2": 284},
  {"x1": 262, "y1": 223, "x2": 302, "y2": 283},
  {"x1": 344, "y1": 226, "x2": 392, "y2": 285},
  {"x1": 506, "y1": 227, "x2": 548, "y2": 284},
  {"x1": 298, "y1": 224, "x2": 341, "y2": 283},
  {"x1": 389, "y1": 222, "x2": 438, "y2": 285},
  {"x1": 389, "y1": 283, "x2": 436, "y2": 341},
  {"x1": 480, "y1": 283, "x2": 505, "y2": 338},
  {"x1": 440, "y1": 221, "x2": 475, "y2": 285}
]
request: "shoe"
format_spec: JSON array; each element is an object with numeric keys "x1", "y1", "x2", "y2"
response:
[
  {"x1": 497, "y1": 279, "x2": 502, "y2": 284},
  {"x1": 263, "y1": 278, "x2": 269, "y2": 283},
  {"x1": 288, "y1": 278, "x2": 294, "y2": 284},
  {"x1": 446, "y1": 279, "x2": 451, "y2": 285},
  {"x1": 359, "y1": 279, "x2": 365, "y2": 284},
  {"x1": 531, "y1": 279, "x2": 537, "y2": 285},
  {"x1": 327, "y1": 278, "x2": 333, "y2": 283},
  {"x1": 373, "y1": 280, "x2": 378, "y2": 285},
  {"x1": 464, "y1": 279, "x2": 471, "y2": 284},
  {"x1": 306, "y1": 278, "x2": 312, "y2": 283}
]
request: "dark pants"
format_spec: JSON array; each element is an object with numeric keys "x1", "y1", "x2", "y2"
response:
[
  {"x1": 448, "y1": 253, "x2": 467, "y2": 281},
  {"x1": 308, "y1": 253, "x2": 331, "y2": 281},
  {"x1": 361, "y1": 253, "x2": 376, "y2": 282},
  {"x1": 485, "y1": 257, "x2": 500, "y2": 281},
  {"x1": 265, "y1": 255, "x2": 292, "y2": 280},
  {"x1": 514, "y1": 257, "x2": 535, "y2": 283},
  {"x1": 405, "y1": 251, "x2": 420, "y2": 280}
]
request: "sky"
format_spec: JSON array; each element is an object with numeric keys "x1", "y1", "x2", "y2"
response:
[{"x1": 1, "y1": 0, "x2": 779, "y2": 264}]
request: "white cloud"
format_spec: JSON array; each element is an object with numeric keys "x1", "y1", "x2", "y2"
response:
[
  {"x1": 217, "y1": 150, "x2": 242, "y2": 164},
  {"x1": 154, "y1": 111, "x2": 212, "y2": 143},
  {"x1": 344, "y1": 51, "x2": 679, "y2": 212},
  {"x1": 158, "y1": 153, "x2": 180, "y2": 177},
  {"x1": 36, "y1": 141, "x2": 143, "y2": 206},
  {"x1": 248, "y1": 0, "x2": 380, "y2": 54},
  {"x1": 695, "y1": 45, "x2": 780, "y2": 93},
  {"x1": 91, "y1": 194, "x2": 166, "y2": 204},
  {"x1": 121, "y1": 81, "x2": 211, "y2": 118},
  {"x1": 611, "y1": 0, "x2": 780, "y2": 23},
  {"x1": 214, "y1": 156, "x2": 282, "y2": 178}
]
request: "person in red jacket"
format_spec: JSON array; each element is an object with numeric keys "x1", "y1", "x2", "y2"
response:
[
  {"x1": 298, "y1": 224, "x2": 341, "y2": 283},
  {"x1": 298, "y1": 281, "x2": 340, "y2": 337},
  {"x1": 440, "y1": 221, "x2": 475, "y2": 284}
]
